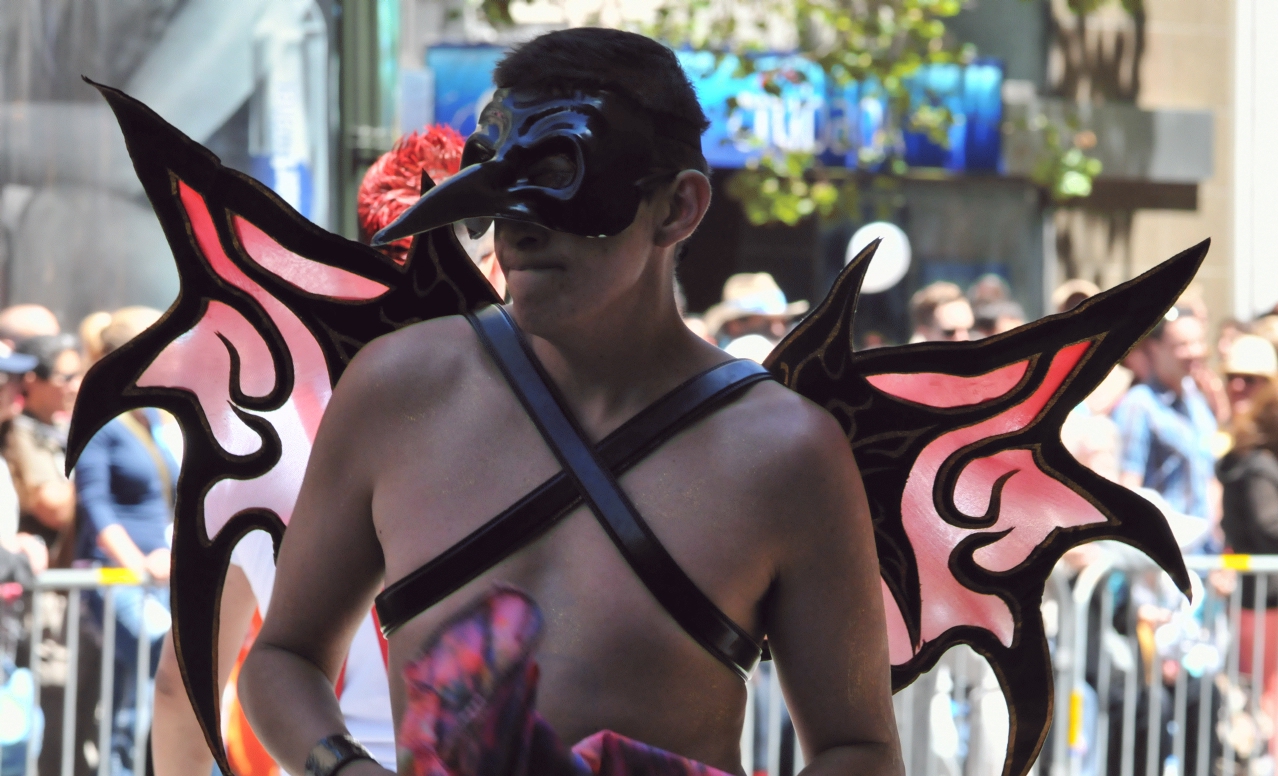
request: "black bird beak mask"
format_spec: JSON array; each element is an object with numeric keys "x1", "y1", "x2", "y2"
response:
[{"x1": 373, "y1": 89, "x2": 701, "y2": 243}]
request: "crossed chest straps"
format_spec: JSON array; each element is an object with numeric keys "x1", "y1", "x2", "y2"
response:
[{"x1": 373, "y1": 305, "x2": 773, "y2": 680}]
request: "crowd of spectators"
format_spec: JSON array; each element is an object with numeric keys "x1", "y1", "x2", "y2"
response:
[
  {"x1": 0, "y1": 302, "x2": 177, "y2": 776},
  {"x1": 0, "y1": 267, "x2": 1273, "y2": 775},
  {"x1": 688, "y1": 268, "x2": 1278, "y2": 776}
]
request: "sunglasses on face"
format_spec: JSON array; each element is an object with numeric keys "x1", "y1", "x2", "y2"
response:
[{"x1": 36, "y1": 371, "x2": 78, "y2": 386}]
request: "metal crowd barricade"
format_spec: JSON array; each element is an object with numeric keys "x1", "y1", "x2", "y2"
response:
[
  {"x1": 10, "y1": 554, "x2": 1278, "y2": 776},
  {"x1": 740, "y1": 554, "x2": 1278, "y2": 776},
  {"x1": 1055, "y1": 554, "x2": 1278, "y2": 776},
  {"x1": 20, "y1": 567, "x2": 165, "y2": 776}
]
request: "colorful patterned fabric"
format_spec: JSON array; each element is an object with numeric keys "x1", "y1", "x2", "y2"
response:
[{"x1": 399, "y1": 588, "x2": 735, "y2": 776}]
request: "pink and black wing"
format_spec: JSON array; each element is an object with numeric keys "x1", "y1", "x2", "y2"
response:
[
  {"x1": 767, "y1": 239, "x2": 1206, "y2": 776},
  {"x1": 65, "y1": 82, "x2": 499, "y2": 775}
]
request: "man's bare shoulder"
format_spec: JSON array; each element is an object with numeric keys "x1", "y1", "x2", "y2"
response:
[
  {"x1": 718, "y1": 379, "x2": 852, "y2": 464},
  {"x1": 333, "y1": 314, "x2": 483, "y2": 406},
  {"x1": 706, "y1": 380, "x2": 860, "y2": 513}
]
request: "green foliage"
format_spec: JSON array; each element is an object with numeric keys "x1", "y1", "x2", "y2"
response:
[
  {"x1": 476, "y1": 0, "x2": 522, "y2": 26},
  {"x1": 1025, "y1": 114, "x2": 1104, "y2": 202},
  {"x1": 468, "y1": 0, "x2": 1130, "y2": 219},
  {"x1": 725, "y1": 152, "x2": 859, "y2": 226}
]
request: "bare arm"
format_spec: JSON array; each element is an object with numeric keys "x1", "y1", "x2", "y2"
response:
[
  {"x1": 96, "y1": 524, "x2": 170, "y2": 582},
  {"x1": 28, "y1": 480, "x2": 74, "y2": 530},
  {"x1": 239, "y1": 344, "x2": 395, "y2": 776},
  {"x1": 765, "y1": 409, "x2": 903, "y2": 776},
  {"x1": 152, "y1": 564, "x2": 257, "y2": 775}
]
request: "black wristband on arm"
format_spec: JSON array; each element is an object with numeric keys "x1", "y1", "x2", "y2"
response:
[{"x1": 304, "y1": 734, "x2": 375, "y2": 776}]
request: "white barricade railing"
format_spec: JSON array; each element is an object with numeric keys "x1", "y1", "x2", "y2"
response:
[
  {"x1": 12, "y1": 554, "x2": 1278, "y2": 776},
  {"x1": 742, "y1": 554, "x2": 1278, "y2": 776},
  {"x1": 17, "y1": 568, "x2": 164, "y2": 776}
]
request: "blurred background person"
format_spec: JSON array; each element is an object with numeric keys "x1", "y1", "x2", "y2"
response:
[
  {"x1": 79, "y1": 310, "x2": 113, "y2": 368},
  {"x1": 7, "y1": 334, "x2": 81, "y2": 567},
  {"x1": 1052, "y1": 278, "x2": 1101, "y2": 315},
  {"x1": 972, "y1": 300, "x2": 1026, "y2": 338},
  {"x1": 1112, "y1": 307, "x2": 1220, "y2": 547},
  {"x1": 1177, "y1": 294, "x2": 1230, "y2": 425},
  {"x1": 910, "y1": 281, "x2": 974, "y2": 342},
  {"x1": 1222, "y1": 334, "x2": 1277, "y2": 422},
  {"x1": 1251, "y1": 315, "x2": 1278, "y2": 356},
  {"x1": 0, "y1": 344, "x2": 46, "y2": 575},
  {"x1": 1217, "y1": 376, "x2": 1278, "y2": 754},
  {"x1": 99, "y1": 308, "x2": 184, "y2": 462},
  {"x1": 1217, "y1": 317, "x2": 1249, "y2": 367},
  {"x1": 966, "y1": 273, "x2": 1011, "y2": 308},
  {"x1": 73, "y1": 306, "x2": 172, "y2": 776},
  {"x1": 703, "y1": 272, "x2": 808, "y2": 361},
  {"x1": 0, "y1": 305, "x2": 59, "y2": 348}
]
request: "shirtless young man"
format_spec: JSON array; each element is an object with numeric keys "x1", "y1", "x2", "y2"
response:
[{"x1": 239, "y1": 28, "x2": 900, "y2": 776}]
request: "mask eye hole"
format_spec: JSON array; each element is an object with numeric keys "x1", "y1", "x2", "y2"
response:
[{"x1": 522, "y1": 151, "x2": 578, "y2": 190}]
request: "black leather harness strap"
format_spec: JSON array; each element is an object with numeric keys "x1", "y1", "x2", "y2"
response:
[
  {"x1": 374, "y1": 351, "x2": 772, "y2": 638},
  {"x1": 444, "y1": 305, "x2": 763, "y2": 679}
]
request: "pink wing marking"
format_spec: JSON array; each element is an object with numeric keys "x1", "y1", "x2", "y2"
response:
[
  {"x1": 235, "y1": 216, "x2": 390, "y2": 301},
  {"x1": 961, "y1": 449, "x2": 1103, "y2": 573},
  {"x1": 138, "y1": 181, "x2": 337, "y2": 539},
  {"x1": 137, "y1": 301, "x2": 273, "y2": 456},
  {"x1": 896, "y1": 341, "x2": 1102, "y2": 654},
  {"x1": 866, "y1": 360, "x2": 1029, "y2": 408}
]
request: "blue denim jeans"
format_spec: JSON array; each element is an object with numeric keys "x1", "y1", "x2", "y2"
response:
[{"x1": 87, "y1": 587, "x2": 169, "y2": 776}]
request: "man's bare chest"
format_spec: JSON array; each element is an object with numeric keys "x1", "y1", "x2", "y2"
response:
[{"x1": 368, "y1": 375, "x2": 780, "y2": 640}]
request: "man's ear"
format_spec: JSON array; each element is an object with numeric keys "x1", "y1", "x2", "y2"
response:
[{"x1": 654, "y1": 170, "x2": 711, "y2": 249}]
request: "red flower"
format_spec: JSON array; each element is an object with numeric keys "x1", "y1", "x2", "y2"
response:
[{"x1": 358, "y1": 125, "x2": 466, "y2": 263}]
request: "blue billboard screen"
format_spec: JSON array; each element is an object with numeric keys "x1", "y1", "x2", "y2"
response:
[{"x1": 424, "y1": 45, "x2": 1003, "y2": 173}]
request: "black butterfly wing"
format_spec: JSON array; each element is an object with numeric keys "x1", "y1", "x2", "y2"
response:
[
  {"x1": 66, "y1": 81, "x2": 499, "y2": 775},
  {"x1": 768, "y1": 239, "x2": 1206, "y2": 776}
]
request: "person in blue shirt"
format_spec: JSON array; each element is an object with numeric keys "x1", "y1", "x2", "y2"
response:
[
  {"x1": 73, "y1": 308, "x2": 175, "y2": 776},
  {"x1": 1113, "y1": 306, "x2": 1219, "y2": 543}
]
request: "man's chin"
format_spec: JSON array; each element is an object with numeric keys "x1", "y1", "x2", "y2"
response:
[{"x1": 505, "y1": 278, "x2": 583, "y2": 337}]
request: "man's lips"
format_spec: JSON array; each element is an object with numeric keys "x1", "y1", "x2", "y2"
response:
[{"x1": 504, "y1": 262, "x2": 565, "y2": 272}]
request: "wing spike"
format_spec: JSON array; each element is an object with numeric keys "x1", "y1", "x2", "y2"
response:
[
  {"x1": 771, "y1": 236, "x2": 1208, "y2": 776},
  {"x1": 764, "y1": 237, "x2": 878, "y2": 380},
  {"x1": 70, "y1": 82, "x2": 499, "y2": 776}
]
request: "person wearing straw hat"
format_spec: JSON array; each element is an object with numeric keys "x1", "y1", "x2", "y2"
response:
[
  {"x1": 702, "y1": 272, "x2": 808, "y2": 350},
  {"x1": 1223, "y1": 334, "x2": 1278, "y2": 421}
]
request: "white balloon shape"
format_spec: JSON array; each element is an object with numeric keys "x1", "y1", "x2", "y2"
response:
[{"x1": 847, "y1": 221, "x2": 911, "y2": 294}]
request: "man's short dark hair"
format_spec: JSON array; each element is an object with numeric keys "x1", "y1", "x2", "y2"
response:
[
  {"x1": 17, "y1": 334, "x2": 77, "y2": 379},
  {"x1": 493, "y1": 28, "x2": 710, "y2": 177}
]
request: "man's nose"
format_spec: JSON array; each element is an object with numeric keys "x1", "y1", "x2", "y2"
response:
[{"x1": 496, "y1": 220, "x2": 550, "y2": 252}]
